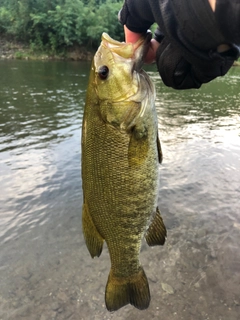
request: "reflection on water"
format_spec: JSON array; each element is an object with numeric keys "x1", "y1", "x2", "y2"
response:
[
  {"x1": 0, "y1": 60, "x2": 239, "y2": 320},
  {"x1": 0, "y1": 60, "x2": 86, "y2": 243}
]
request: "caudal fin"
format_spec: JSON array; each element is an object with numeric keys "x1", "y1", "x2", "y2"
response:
[{"x1": 105, "y1": 266, "x2": 150, "y2": 311}]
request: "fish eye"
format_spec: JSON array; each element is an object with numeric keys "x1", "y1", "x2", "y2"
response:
[{"x1": 98, "y1": 65, "x2": 109, "y2": 80}]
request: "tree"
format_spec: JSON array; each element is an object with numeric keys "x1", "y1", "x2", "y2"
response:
[{"x1": 0, "y1": 0, "x2": 124, "y2": 52}]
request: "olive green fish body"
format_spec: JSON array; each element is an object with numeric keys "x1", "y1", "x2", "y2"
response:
[{"x1": 81, "y1": 33, "x2": 166, "y2": 311}]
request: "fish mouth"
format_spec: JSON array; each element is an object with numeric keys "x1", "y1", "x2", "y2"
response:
[{"x1": 101, "y1": 31, "x2": 152, "y2": 72}]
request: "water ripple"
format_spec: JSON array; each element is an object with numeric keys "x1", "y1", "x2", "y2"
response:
[{"x1": 0, "y1": 60, "x2": 239, "y2": 319}]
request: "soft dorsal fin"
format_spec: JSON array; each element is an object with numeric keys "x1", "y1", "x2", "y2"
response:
[{"x1": 145, "y1": 207, "x2": 166, "y2": 246}]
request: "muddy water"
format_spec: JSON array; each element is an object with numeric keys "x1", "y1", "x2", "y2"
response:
[{"x1": 0, "y1": 60, "x2": 239, "y2": 320}]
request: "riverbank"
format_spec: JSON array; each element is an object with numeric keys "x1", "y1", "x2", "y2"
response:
[
  {"x1": 0, "y1": 38, "x2": 94, "y2": 61},
  {"x1": 1, "y1": 38, "x2": 240, "y2": 66}
]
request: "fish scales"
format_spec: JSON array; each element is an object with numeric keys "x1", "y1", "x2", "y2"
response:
[{"x1": 81, "y1": 32, "x2": 166, "y2": 311}]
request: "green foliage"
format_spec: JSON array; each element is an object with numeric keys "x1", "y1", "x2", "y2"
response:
[
  {"x1": 0, "y1": 7, "x2": 11, "y2": 33},
  {"x1": 0, "y1": 0, "x2": 124, "y2": 53},
  {"x1": 86, "y1": 0, "x2": 123, "y2": 45},
  {"x1": 14, "y1": 51, "x2": 29, "y2": 59}
]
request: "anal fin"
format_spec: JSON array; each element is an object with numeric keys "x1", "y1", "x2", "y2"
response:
[
  {"x1": 145, "y1": 207, "x2": 166, "y2": 246},
  {"x1": 82, "y1": 202, "x2": 104, "y2": 258}
]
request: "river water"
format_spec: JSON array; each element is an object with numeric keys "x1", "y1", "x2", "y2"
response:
[{"x1": 0, "y1": 59, "x2": 239, "y2": 320}]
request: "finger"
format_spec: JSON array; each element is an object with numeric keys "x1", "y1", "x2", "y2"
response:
[
  {"x1": 124, "y1": 25, "x2": 143, "y2": 43},
  {"x1": 145, "y1": 39, "x2": 160, "y2": 64}
]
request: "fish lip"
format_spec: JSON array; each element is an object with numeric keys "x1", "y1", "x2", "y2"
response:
[
  {"x1": 99, "y1": 31, "x2": 152, "y2": 69},
  {"x1": 101, "y1": 33, "x2": 135, "y2": 59},
  {"x1": 101, "y1": 33, "x2": 123, "y2": 46}
]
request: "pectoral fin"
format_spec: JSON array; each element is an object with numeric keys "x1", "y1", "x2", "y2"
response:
[
  {"x1": 82, "y1": 202, "x2": 104, "y2": 258},
  {"x1": 128, "y1": 125, "x2": 149, "y2": 167},
  {"x1": 145, "y1": 207, "x2": 166, "y2": 246}
]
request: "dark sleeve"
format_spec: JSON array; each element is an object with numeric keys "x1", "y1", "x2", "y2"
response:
[
  {"x1": 119, "y1": 0, "x2": 240, "y2": 47},
  {"x1": 215, "y1": 0, "x2": 240, "y2": 44},
  {"x1": 118, "y1": 0, "x2": 155, "y2": 33},
  {"x1": 119, "y1": 0, "x2": 240, "y2": 89}
]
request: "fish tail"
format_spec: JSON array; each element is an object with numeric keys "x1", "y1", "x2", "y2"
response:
[{"x1": 105, "y1": 266, "x2": 150, "y2": 311}]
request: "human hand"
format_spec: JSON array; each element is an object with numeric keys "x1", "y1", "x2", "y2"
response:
[{"x1": 124, "y1": 25, "x2": 160, "y2": 64}]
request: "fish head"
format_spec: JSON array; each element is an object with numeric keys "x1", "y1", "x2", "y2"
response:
[{"x1": 93, "y1": 32, "x2": 152, "y2": 103}]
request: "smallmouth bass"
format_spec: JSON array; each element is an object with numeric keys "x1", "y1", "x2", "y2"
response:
[{"x1": 81, "y1": 32, "x2": 166, "y2": 311}]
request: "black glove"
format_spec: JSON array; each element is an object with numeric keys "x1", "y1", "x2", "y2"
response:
[
  {"x1": 155, "y1": 35, "x2": 239, "y2": 90},
  {"x1": 119, "y1": 0, "x2": 240, "y2": 90},
  {"x1": 152, "y1": 0, "x2": 240, "y2": 90}
]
